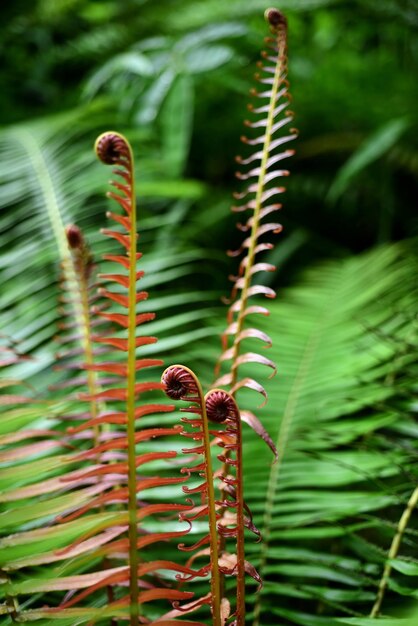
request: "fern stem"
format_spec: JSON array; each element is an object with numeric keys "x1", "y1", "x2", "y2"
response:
[
  {"x1": 218, "y1": 24, "x2": 287, "y2": 595},
  {"x1": 229, "y1": 38, "x2": 286, "y2": 391},
  {"x1": 202, "y1": 410, "x2": 222, "y2": 626},
  {"x1": 370, "y1": 485, "x2": 418, "y2": 617},
  {"x1": 235, "y1": 402, "x2": 246, "y2": 625},
  {"x1": 125, "y1": 142, "x2": 140, "y2": 625},
  {"x1": 186, "y1": 376, "x2": 221, "y2": 626},
  {"x1": 69, "y1": 249, "x2": 101, "y2": 439},
  {"x1": 205, "y1": 388, "x2": 245, "y2": 623}
]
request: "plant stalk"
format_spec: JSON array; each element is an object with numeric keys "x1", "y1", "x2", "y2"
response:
[
  {"x1": 234, "y1": 399, "x2": 246, "y2": 625},
  {"x1": 125, "y1": 143, "x2": 140, "y2": 625},
  {"x1": 370, "y1": 485, "x2": 418, "y2": 617},
  {"x1": 189, "y1": 376, "x2": 220, "y2": 626}
]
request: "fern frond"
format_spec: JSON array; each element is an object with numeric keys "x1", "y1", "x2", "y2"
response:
[
  {"x1": 39, "y1": 132, "x2": 201, "y2": 624},
  {"x1": 215, "y1": 8, "x2": 296, "y2": 411},
  {"x1": 244, "y1": 243, "x2": 418, "y2": 626},
  {"x1": 370, "y1": 486, "x2": 418, "y2": 618},
  {"x1": 162, "y1": 365, "x2": 223, "y2": 625},
  {"x1": 52, "y1": 225, "x2": 107, "y2": 432},
  {"x1": 0, "y1": 132, "x2": 209, "y2": 624},
  {"x1": 161, "y1": 367, "x2": 261, "y2": 626}
]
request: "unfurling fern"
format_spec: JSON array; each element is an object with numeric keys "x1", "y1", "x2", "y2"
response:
[
  {"x1": 154, "y1": 9, "x2": 295, "y2": 623},
  {"x1": 53, "y1": 132, "x2": 199, "y2": 624},
  {"x1": 215, "y1": 8, "x2": 295, "y2": 409},
  {"x1": 161, "y1": 366, "x2": 261, "y2": 626},
  {"x1": 0, "y1": 8, "x2": 293, "y2": 626},
  {"x1": 206, "y1": 8, "x2": 295, "y2": 600},
  {"x1": 52, "y1": 225, "x2": 104, "y2": 420}
]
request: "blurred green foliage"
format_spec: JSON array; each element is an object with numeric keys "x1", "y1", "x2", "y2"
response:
[{"x1": 1, "y1": 0, "x2": 417, "y2": 273}]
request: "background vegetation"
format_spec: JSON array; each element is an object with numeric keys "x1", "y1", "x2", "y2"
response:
[{"x1": 1, "y1": 1, "x2": 417, "y2": 625}]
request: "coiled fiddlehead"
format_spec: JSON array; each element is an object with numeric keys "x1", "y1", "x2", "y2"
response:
[{"x1": 207, "y1": 389, "x2": 261, "y2": 626}]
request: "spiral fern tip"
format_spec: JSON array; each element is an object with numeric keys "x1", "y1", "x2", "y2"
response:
[
  {"x1": 95, "y1": 131, "x2": 130, "y2": 164},
  {"x1": 264, "y1": 8, "x2": 287, "y2": 29}
]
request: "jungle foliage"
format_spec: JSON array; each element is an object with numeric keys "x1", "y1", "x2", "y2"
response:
[{"x1": 0, "y1": 1, "x2": 417, "y2": 625}]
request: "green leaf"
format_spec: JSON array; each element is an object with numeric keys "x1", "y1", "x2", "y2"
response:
[
  {"x1": 136, "y1": 68, "x2": 175, "y2": 124},
  {"x1": 389, "y1": 559, "x2": 418, "y2": 577},
  {"x1": 328, "y1": 118, "x2": 409, "y2": 201},
  {"x1": 161, "y1": 74, "x2": 194, "y2": 177},
  {"x1": 337, "y1": 617, "x2": 413, "y2": 626},
  {"x1": 83, "y1": 52, "x2": 154, "y2": 100},
  {"x1": 244, "y1": 243, "x2": 418, "y2": 625},
  {"x1": 184, "y1": 44, "x2": 234, "y2": 74}
]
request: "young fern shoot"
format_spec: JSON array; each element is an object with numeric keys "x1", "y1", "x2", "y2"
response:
[
  {"x1": 54, "y1": 225, "x2": 104, "y2": 433},
  {"x1": 162, "y1": 365, "x2": 223, "y2": 626},
  {"x1": 215, "y1": 7, "x2": 295, "y2": 410},
  {"x1": 0, "y1": 9, "x2": 294, "y2": 625},
  {"x1": 209, "y1": 6, "x2": 295, "y2": 603},
  {"x1": 162, "y1": 367, "x2": 261, "y2": 626},
  {"x1": 159, "y1": 9, "x2": 295, "y2": 624},
  {"x1": 51, "y1": 133, "x2": 194, "y2": 623}
]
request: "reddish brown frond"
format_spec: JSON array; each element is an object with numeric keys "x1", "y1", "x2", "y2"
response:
[
  {"x1": 214, "y1": 10, "x2": 294, "y2": 462},
  {"x1": 161, "y1": 365, "x2": 224, "y2": 625},
  {"x1": 205, "y1": 389, "x2": 261, "y2": 624},
  {"x1": 52, "y1": 225, "x2": 104, "y2": 405},
  {"x1": 240, "y1": 410, "x2": 278, "y2": 459},
  {"x1": 160, "y1": 368, "x2": 261, "y2": 624},
  {"x1": 19, "y1": 133, "x2": 194, "y2": 623}
]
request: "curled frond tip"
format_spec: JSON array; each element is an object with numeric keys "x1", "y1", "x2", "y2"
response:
[
  {"x1": 162, "y1": 365, "x2": 198, "y2": 400},
  {"x1": 264, "y1": 7, "x2": 287, "y2": 29},
  {"x1": 65, "y1": 224, "x2": 83, "y2": 249},
  {"x1": 94, "y1": 131, "x2": 131, "y2": 164},
  {"x1": 206, "y1": 389, "x2": 238, "y2": 423}
]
